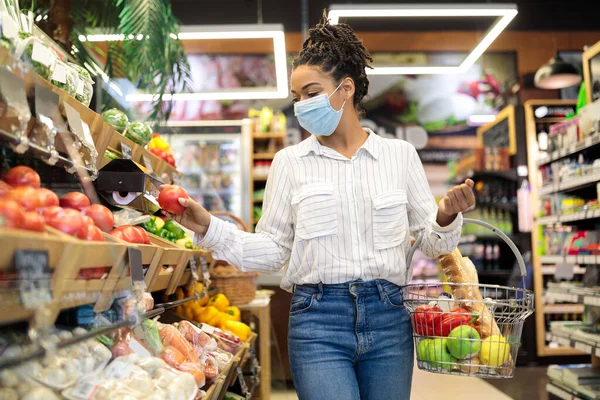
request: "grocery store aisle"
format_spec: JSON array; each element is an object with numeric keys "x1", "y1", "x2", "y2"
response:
[{"x1": 270, "y1": 366, "x2": 513, "y2": 400}]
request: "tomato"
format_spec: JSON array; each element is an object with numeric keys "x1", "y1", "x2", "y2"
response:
[
  {"x1": 0, "y1": 199, "x2": 24, "y2": 228},
  {"x1": 60, "y1": 192, "x2": 91, "y2": 211},
  {"x1": 38, "y1": 206, "x2": 63, "y2": 220},
  {"x1": 80, "y1": 223, "x2": 105, "y2": 241},
  {"x1": 78, "y1": 267, "x2": 108, "y2": 280},
  {"x1": 110, "y1": 225, "x2": 148, "y2": 244},
  {"x1": 4, "y1": 166, "x2": 40, "y2": 188},
  {"x1": 132, "y1": 225, "x2": 150, "y2": 244},
  {"x1": 0, "y1": 180, "x2": 11, "y2": 197},
  {"x1": 21, "y1": 211, "x2": 45, "y2": 232},
  {"x1": 6, "y1": 186, "x2": 42, "y2": 211},
  {"x1": 82, "y1": 215, "x2": 94, "y2": 226},
  {"x1": 82, "y1": 204, "x2": 114, "y2": 233},
  {"x1": 44, "y1": 207, "x2": 85, "y2": 237},
  {"x1": 158, "y1": 185, "x2": 189, "y2": 214},
  {"x1": 36, "y1": 188, "x2": 59, "y2": 208}
]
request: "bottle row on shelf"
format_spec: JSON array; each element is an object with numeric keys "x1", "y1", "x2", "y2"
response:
[
  {"x1": 458, "y1": 241, "x2": 503, "y2": 272},
  {"x1": 463, "y1": 207, "x2": 514, "y2": 236},
  {"x1": 538, "y1": 153, "x2": 600, "y2": 192}
]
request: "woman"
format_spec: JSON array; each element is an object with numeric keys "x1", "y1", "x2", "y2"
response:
[{"x1": 170, "y1": 16, "x2": 475, "y2": 400}]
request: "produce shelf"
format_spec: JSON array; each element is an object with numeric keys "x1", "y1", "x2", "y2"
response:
[
  {"x1": 540, "y1": 255, "x2": 600, "y2": 265},
  {"x1": 537, "y1": 132, "x2": 600, "y2": 167},
  {"x1": 546, "y1": 330, "x2": 594, "y2": 357},
  {"x1": 545, "y1": 286, "x2": 600, "y2": 307},
  {"x1": 546, "y1": 382, "x2": 587, "y2": 400},
  {"x1": 537, "y1": 208, "x2": 600, "y2": 225},
  {"x1": 542, "y1": 266, "x2": 587, "y2": 275}
]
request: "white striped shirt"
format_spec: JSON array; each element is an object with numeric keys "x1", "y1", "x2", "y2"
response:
[{"x1": 198, "y1": 129, "x2": 462, "y2": 291}]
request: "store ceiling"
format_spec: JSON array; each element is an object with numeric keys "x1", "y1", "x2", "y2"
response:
[{"x1": 170, "y1": 0, "x2": 598, "y2": 32}]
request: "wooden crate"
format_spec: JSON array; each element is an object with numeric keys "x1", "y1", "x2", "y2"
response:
[
  {"x1": 146, "y1": 233, "x2": 191, "y2": 294},
  {"x1": 217, "y1": 356, "x2": 241, "y2": 398},
  {"x1": 203, "y1": 376, "x2": 225, "y2": 400}
]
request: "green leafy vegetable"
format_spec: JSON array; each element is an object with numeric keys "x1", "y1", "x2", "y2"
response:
[
  {"x1": 124, "y1": 122, "x2": 153, "y2": 146},
  {"x1": 102, "y1": 108, "x2": 129, "y2": 132}
]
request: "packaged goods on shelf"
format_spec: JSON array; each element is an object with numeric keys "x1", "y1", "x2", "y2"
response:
[
  {"x1": 549, "y1": 118, "x2": 580, "y2": 150},
  {"x1": 14, "y1": 32, "x2": 55, "y2": 80}
]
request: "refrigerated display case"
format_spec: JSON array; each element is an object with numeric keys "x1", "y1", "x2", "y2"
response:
[{"x1": 159, "y1": 120, "x2": 252, "y2": 227}]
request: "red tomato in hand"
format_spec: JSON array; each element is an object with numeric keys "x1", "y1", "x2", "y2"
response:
[
  {"x1": 82, "y1": 204, "x2": 114, "y2": 233},
  {"x1": 60, "y1": 192, "x2": 91, "y2": 211},
  {"x1": 44, "y1": 207, "x2": 84, "y2": 237},
  {"x1": 110, "y1": 225, "x2": 147, "y2": 244},
  {"x1": 21, "y1": 211, "x2": 45, "y2": 232},
  {"x1": 0, "y1": 199, "x2": 25, "y2": 228},
  {"x1": 6, "y1": 186, "x2": 42, "y2": 211},
  {"x1": 158, "y1": 185, "x2": 189, "y2": 214},
  {"x1": 36, "y1": 188, "x2": 59, "y2": 208},
  {"x1": 4, "y1": 166, "x2": 40, "y2": 188},
  {"x1": 0, "y1": 180, "x2": 11, "y2": 197}
]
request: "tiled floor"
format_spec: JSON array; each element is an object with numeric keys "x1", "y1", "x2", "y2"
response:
[{"x1": 270, "y1": 366, "x2": 513, "y2": 400}]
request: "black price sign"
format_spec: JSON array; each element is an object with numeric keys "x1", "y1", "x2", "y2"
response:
[
  {"x1": 13, "y1": 250, "x2": 51, "y2": 309},
  {"x1": 128, "y1": 248, "x2": 144, "y2": 283}
]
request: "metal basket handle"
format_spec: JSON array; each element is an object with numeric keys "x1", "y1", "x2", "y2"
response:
[{"x1": 405, "y1": 218, "x2": 527, "y2": 282}]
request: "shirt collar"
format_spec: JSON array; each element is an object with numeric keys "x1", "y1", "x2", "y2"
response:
[{"x1": 298, "y1": 128, "x2": 380, "y2": 160}]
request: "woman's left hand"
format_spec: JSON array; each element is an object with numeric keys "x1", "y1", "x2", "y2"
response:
[{"x1": 437, "y1": 179, "x2": 476, "y2": 226}]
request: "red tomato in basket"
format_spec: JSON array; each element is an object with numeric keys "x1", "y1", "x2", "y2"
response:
[
  {"x1": 78, "y1": 267, "x2": 108, "y2": 279},
  {"x1": 0, "y1": 180, "x2": 11, "y2": 196},
  {"x1": 4, "y1": 166, "x2": 40, "y2": 188},
  {"x1": 60, "y1": 192, "x2": 91, "y2": 211},
  {"x1": 110, "y1": 225, "x2": 148, "y2": 244},
  {"x1": 38, "y1": 206, "x2": 63, "y2": 219},
  {"x1": 0, "y1": 199, "x2": 25, "y2": 228},
  {"x1": 158, "y1": 185, "x2": 189, "y2": 214},
  {"x1": 80, "y1": 224, "x2": 105, "y2": 241},
  {"x1": 5, "y1": 186, "x2": 42, "y2": 211},
  {"x1": 21, "y1": 211, "x2": 45, "y2": 232},
  {"x1": 44, "y1": 207, "x2": 85, "y2": 238},
  {"x1": 37, "y1": 188, "x2": 59, "y2": 207},
  {"x1": 82, "y1": 204, "x2": 114, "y2": 233}
]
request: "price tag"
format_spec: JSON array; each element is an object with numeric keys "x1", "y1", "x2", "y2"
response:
[
  {"x1": 81, "y1": 121, "x2": 94, "y2": 149},
  {"x1": 31, "y1": 41, "x2": 52, "y2": 67},
  {"x1": 555, "y1": 263, "x2": 575, "y2": 280},
  {"x1": 0, "y1": 68, "x2": 31, "y2": 117},
  {"x1": 189, "y1": 256, "x2": 198, "y2": 280},
  {"x1": 129, "y1": 337, "x2": 151, "y2": 357},
  {"x1": 35, "y1": 83, "x2": 67, "y2": 131},
  {"x1": 1, "y1": 13, "x2": 18, "y2": 39},
  {"x1": 76, "y1": 79, "x2": 84, "y2": 96},
  {"x1": 142, "y1": 156, "x2": 153, "y2": 172},
  {"x1": 200, "y1": 323, "x2": 216, "y2": 335},
  {"x1": 121, "y1": 141, "x2": 132, "y2": 159},
  {"x1": 63, "y1": 102, "x2": 84, "y2": 139},
  {"x1": 68, "y1": 375, "x2": 103, "y2": 400},
  {"x1": 128, "y1": 248, "x2": 144, "y2": 283},
  {"x1": 586, "y1": 136, "x2": 593, "y2": 147},
  {"x1": 13, "y1": 250, "x2": 51, "y2": 309},
  {"x1": 51, "y1": 63, "x2": 67, "y2": 84}
]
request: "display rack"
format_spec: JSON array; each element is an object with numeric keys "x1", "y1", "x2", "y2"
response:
[
  {"x1": 524, "y1": 99, "x2": 600, "y2": 360},
  {"x1": 249, "y1": 123, "x2": 286, "y2": 229}
]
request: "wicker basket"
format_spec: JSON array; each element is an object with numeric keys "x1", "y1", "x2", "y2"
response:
[{"x1": 208, "y1": 212, "x2": 258, "y2": 306}]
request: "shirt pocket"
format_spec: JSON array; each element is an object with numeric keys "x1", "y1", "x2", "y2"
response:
[
  {"x1": 292, "y1": 183, "x2": 338, "y2": 241},
  {"x1": 372, "y1": 190, "x2": 409, "y2": 250}
]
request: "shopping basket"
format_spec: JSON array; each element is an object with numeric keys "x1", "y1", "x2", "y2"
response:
[{"x1": 402, "y1": 218, "x2": 534, "y2": 379}]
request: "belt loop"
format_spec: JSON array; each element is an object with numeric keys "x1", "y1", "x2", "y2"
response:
[
  {"x1": 316, "y1": 282, "x2": 324, "y2": 301},
  {"x1": 375, "y1": 279, "x2": 386, "y2": 301},
  {"x1": 292, "y1": 284, "x2": 297, "y2": 293}
]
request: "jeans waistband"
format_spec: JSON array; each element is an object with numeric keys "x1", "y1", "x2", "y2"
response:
[{"x1": 293, "y1": 279, "x2": 400, "y2": 300}]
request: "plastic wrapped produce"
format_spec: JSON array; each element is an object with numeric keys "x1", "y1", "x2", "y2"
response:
[
  {"x1": 158, "y1": 324, "x2": 200, "y2": 364},
  {"x1": 110, "y1": 328, "x2": 152, "y2": 359},
  {"x1": 50, "y1": 60, "x2": 77, "y2": 96},
  {"x1": 142, "y1": 319, "x2": 164, "y2": 356},
  {"x1": 124, "y1": 122, "x2": 153, "y2": 146},
  {"x1": 68, "y1": 62, "x2": 94, "y2": 106},
  {"x1": 102, "y1": 108, "x2": 129, "y2": 132},
  {"x1": 177, "y1": 320, "x2": 214, "y2": 359},
  {"x1": 14, "y1": 33, "x2": 55, "y2": 80}
]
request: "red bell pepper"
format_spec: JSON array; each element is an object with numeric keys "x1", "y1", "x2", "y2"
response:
[
  {"x1": 412, "y1": 304, "x2": 444, "y2": 336},
  {"x1": 439, "y1": 307, "x2": 474, "y2": 337}
]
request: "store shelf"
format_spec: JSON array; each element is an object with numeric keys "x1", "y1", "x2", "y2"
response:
[
  {"x1": 542, "y1": 266, "x2": 587, "y2": 275},
  {"x1": 537, "y1": 132, "x2": 600, "y2": 167},
  {"x1": 253, "y1": 132, "x2": 286, "y2": 139},
  {"x1": 459, "y1": 234, "x2": 516, "y2": 244},
  {"x1": 253, "y1": 153, "x2": 277, "y2": 160},
  {"x1": 545, "y1": 286, "x2": 600, "y2": 307},
  {"x1": 476, "y1": 201, "x2": 518, "y2": 213},
  {"x1": 538, "y1": 170, "x2": 600, "y2": 196},
  {"x1": 538, "y1": 208, "x2": 600, "y2": 225},
  {"x1": 540, "y1": 255, "x2": 600, "y2": 265},
  {"x1": 546, "y1": 382, "x2": 586, "y2": 400},
  {"x1": 546, "y1": 331, "x2": 596, "y2": 357},
  {"x1": 544, "y1": 304, "x2": 585, "y2": 314}
]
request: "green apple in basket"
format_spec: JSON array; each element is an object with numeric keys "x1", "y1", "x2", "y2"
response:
[
  {"x1": 447, "y1": 325, "x2": 481, "y2": 360},
  {"x1": 416, "y1": 338, "x2": 433, "y2": 363},
  {"x1": 427, "y1": 338, "x2": 457, "y2": 371}
]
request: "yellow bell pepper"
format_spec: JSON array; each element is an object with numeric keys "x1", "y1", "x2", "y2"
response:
[
  {"x1": 221, "y1": 320, "x2": 251, "y2": 342},
  {"x1": 195, "y1": 283, "x2": 210, "y2": 306},
  {"x1": 225, "y1": 306, "x2": 241, "y2": 322},
  {"x1": 175, "y1": 287, "x2": 185, "y2": 301},
  {"x1": 209, "y1": 293, "x2": 230, "y2": 312},
  {"x1": 218, "y1": 312, "x2": 235, "y2": 329},
  {"x1": 198, "y1": 305, "x2": 220, "y2": 326},
  {"x1": 149, "y1": 134, "x2": 171, "y2": 152}
]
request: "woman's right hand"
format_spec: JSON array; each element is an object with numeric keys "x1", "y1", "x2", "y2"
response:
[{"x1": 163, "y1": 197, "x2": 211, "y2": 236}]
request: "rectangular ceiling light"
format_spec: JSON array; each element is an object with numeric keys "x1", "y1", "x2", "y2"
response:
[
  {"x1": 328, "y1": 3, "x2": 517, "y2": 75},
  {"x1": 83, "y1": 24, "x2": 288, "y2": 101}
]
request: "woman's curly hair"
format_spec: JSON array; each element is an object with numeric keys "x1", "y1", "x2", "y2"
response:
[{"x1": 292, "y1": 12, "x2": 373, "y2": 115}]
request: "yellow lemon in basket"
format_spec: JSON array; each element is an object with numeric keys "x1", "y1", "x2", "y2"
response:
[{"x1": 479, "y1": 335, "x2": 510, "y2": 367}]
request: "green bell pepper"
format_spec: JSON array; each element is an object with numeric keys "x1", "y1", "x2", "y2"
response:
[
  {"x1": 164, "y1": 219, "x2": 186, "y2": 240},
  {"x1": 140, "y1": 217, "x2": 159, "y2": 235},
  {"x1": 160, "y1": 229, "x2": 177, "y2": 242}
]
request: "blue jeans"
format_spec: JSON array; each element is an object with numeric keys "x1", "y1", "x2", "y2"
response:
[{"x1": 288, "y1": 280, "x2": 414, "y2": 400}]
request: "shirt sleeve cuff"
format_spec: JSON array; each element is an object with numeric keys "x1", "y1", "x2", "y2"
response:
[
  {"x1": 195, "y1": 215, "x2": 226, "y2": 249},
  {"x1": 431, "y1": 211, "x2": 463, "y2": 233}
]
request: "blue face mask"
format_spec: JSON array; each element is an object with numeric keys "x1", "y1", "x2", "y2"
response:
[{"x1": 294, "y1": 81, "x2": 346, "y2": 137}]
